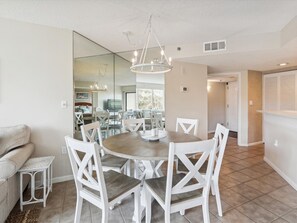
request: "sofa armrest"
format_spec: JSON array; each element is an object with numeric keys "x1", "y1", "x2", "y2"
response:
[{"x1": 0, "y1": 143, "x2": 34, "y2": 180}]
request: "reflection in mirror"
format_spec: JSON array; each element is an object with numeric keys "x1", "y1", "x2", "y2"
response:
[
  {"x1": 117, "y1": 48, "x2": 165, "y2": 131},
  {"x1": 73, "y1": 32, "x2": 114, "y2": 139},
  {"x1": 73, "y1": 32, "x2": 165, "y2": 140}
]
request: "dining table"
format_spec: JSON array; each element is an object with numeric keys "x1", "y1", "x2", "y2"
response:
[{"x1": 102, "y1": 130, "x2": 200, "y2": 218}]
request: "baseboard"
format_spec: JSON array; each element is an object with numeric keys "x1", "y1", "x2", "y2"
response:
[
  {"x1": 238, "y1": 141, "x2": 264, "y2": 147},
  {"x1": 264, "y1": 156, "x2": 297, "y2": 191},
  {"x1": 52, "y1": 175, "x2": 74, "y2": 184},
  {"x1": 248, "y1": 141, "x2": 264, "y2": 146}
]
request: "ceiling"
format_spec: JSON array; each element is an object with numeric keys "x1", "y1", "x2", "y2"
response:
[{"x1": 1, "y1": 0, "x2": 297, "y2": 74}]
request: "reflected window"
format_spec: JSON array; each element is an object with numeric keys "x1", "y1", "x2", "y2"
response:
[
  {"x1": 137, "y1": 88, "x2": 164, "y2": 110},
  {"x1": 126, "y1": 92, "x2": 136, "y2": 110}
]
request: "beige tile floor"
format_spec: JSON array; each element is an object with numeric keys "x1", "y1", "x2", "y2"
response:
[{"x1": 12, "y1": 136, "x2": 297, "y2": 223}]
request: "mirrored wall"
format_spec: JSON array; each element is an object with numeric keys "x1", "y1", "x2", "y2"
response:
[{"x1": 73, "y1": 32, "x2": 165, "y2": 139}]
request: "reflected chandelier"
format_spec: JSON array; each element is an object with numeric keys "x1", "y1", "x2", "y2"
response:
[
  {"x1": 90, "y1": 64, "x2": 108, "y2": 92},
  {"x1": 130, "y1": 15, "x2": 172, "y2": 74}
]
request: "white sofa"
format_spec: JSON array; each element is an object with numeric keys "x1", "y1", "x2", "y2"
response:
[{"x1": 0, "y1": 125, "x2": 34, "y2": 223}]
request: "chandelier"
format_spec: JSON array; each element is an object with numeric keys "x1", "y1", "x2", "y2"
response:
[
  {"x1": 130, "y1": 15, "x2": 172, "y2": 74},
  {"x1": 90, "y1": 64, "x2": 108, "y2": 92}
]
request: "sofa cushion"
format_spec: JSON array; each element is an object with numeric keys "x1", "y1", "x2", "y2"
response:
[
  {"x1": 0, "y1": 143, "x2": 34, "y2": 179},
  {"x1": 0, "y1": 124, "x2": 31, "y2": 157},
  {"x1": 0, "y1": 180, "x2": 7, "y2": 203}
]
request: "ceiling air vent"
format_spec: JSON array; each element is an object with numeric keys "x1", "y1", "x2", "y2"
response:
[{"x1": 203, "y1": 40, "x2": 226, "y2": 52}]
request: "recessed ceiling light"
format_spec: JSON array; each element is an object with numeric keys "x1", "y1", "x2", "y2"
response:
[{"x1": 278, "y1": 62, "x2": 288, "y2": 66}]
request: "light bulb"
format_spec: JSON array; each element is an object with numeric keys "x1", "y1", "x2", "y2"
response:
[
  {"x1": 168, "y1": 57, "x2": 172, "y2": 65},
  {"x1": 132, "y1": 58, "x2": 135, "y2": 64},
  {"x1": 134, "y1": 50, "x2": 138, "y2": 57},
  {"x1": 90, "y1": 85, "x2": 93, "y2": 89},
  {"x1": 160, "y1": 50, "x2": 164, "y2": 56}
]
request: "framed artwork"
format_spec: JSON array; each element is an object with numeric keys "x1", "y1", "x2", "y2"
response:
[{"x1": 75, "y1": 92, "x2": 89, "y2": 100}]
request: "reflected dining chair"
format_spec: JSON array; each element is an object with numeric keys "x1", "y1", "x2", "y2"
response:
[
  {"x1": 151, "y1": 112, "x2": 164, "y2": 130},
  {"x1": 80, "y1": 122, "x2": 130, "y2": 176},
  {"x1": 65, "y1": 136, "x2": 141, "y2": 223},
  {"x1": 177, "y1": 123, "x2": 229, "y2": 216},
  {"x1": 122, "y1": 118, "x2": 146, "y2": 179},
  {"x1": 74, "y1": 112, "x2": 84, "y2": 131},
  {"x1": 144, "y1": 138, "x2": 217, "y2": 223},
  {"x1": 94, "y1": 111, "x2": 110, "y2": 139}
]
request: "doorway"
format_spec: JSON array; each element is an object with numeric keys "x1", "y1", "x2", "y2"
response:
[{"x1": 226, "y1": 81, "x2": 238, "y2": 133}]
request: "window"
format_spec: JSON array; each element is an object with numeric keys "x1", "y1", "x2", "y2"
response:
[{"x1": 137, "y1": 88, "x2": 164, "y2": 110}]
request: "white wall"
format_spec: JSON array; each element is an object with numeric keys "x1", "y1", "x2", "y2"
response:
[
  {"x1": 238, "y1": 71, "x2": 248, "y2": 146},
  {"x1": 264, "y1": 113, "x2": 297, "y2": 190},
  {"x1": 165, "y1": 61, "x2": 208, "y2": 139},
  {"x1": 208, "y1": 82, "x2": 226, "y2": 132},
  {"x1": 0, "y1": 18, "x2": 73, "y2": 181}
]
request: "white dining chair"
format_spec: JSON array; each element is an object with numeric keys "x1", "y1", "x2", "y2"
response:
[
  {"x1": 65, "y1": 136, "x2": 141, "y2": 223},
  {"x1": 177, "y1": 123, "x2": 229, "y2": 217},
  {"x1": 175, "y1": 117, "x2": 198, "y2": 136},
  {"x1": 80, "y1": 122, "x2": 130, "y2": 176},
  {"x1": 144, "y1": 138, "x2": 217, "y2": 223},
  {"x1": 122, "y1": 118, "x2": 146, "y2": 179},
  {"x1": 74, "y1": 112, "x2": 84, "y2": 131},
  {"x1": 123, "y1": 118, "x2": 146, "y2": 132},
  {"x1": 175, "y1": 117, "x2": 199, "y2": 172}
]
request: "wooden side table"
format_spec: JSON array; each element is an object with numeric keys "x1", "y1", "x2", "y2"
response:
[{"x1": 18, "y1": 156, "x2": 55, "y2": 211}]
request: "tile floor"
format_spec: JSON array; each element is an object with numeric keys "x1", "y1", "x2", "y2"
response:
[{"x1": 12, "y1": 136, "x2": 297, "y2": 223}]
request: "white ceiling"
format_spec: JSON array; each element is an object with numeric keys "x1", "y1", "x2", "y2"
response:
[{"x1": 1, "y1": 0, "x2": 297, "y2": 74}]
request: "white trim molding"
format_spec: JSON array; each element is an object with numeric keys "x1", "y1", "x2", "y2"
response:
[
  {"x1": 52, "y1": 175, "x2": 74, "y2": 184},
  {"x1": 264, "y1": 156, "x2": 297, "y2": 191},
  {"x1": 238, "y1": 141, "x2": 264, "y2": 147}
]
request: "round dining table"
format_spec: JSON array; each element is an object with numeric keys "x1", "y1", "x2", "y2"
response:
[
  {"x1": 102, "y1": 130, "x2": 200, "y2": 161},
  {"x1": 102, "y1": 130, "x2": 200, "y2": 219}
]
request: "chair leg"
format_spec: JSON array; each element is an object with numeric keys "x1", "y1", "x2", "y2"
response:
[
  {"x1": 145, "y1": 187, "x2": 152, "y2": 223},
  {"x1": 74, "y1": 196, "x2": 83, "y2": 223},
  {"x1": 134, "y1": 160, "x2": 139, "y2": 178},
  {"x1": 164, "y1": 211, "x2": 170, "y2": 223},
  {"x1": 102, "y1": 207, "x2": 109, "y2": 223},
  {"x1": 202, "y1": 200, "x2": 210, "y2": 223},
  {"x1": 127, "y1": 160, "x2": 131, "y2": 176},
  {"x1": 214, "y1": 181, "x2": 223, "y2": 217},
  {"x1": 134, "y1": 188, "x2": 140, "y2": 223}
]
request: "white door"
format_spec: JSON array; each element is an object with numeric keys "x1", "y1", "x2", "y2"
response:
[{"x1": 226, "y1": 81, "x2": 238, "y2": 131}]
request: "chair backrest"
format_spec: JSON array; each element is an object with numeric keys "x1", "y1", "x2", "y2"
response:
[
  {"x1": 165, "y1": 139, "x2": 217, "y2": 206},
  {"x1": 75, "y1": 112, "x2": 84, "y2": 125},
  {"x1": 212, "y1": 123, "x2": 229, "y2": 180},
  {"x1": 176, "y1": 117, "x2": 198, "y2": 136},
  {"x1": 80, "y1": 121, "x2": 105, "y2": 156},
  {"x1": 94, "y1": 111, "x2": 110, "y2": 130},
  {"x1": 123, "y1": 118, "x2": 145, "y2": 132},
  {"x1": 65, "y1": 136, "x2": 108, "y2": 206},
  {"x1": 151, "y1": 112, "x2": 164, "y2": 130}
]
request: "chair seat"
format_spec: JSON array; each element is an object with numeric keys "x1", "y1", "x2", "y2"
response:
[
  {"x1": 145, "y1": 173, "x2": 202, "y2": 204},
  {"x1": 178, "y1": 158, "x2": 208, "y2": 173},
  {"x1": 104, "y1": 170, "x2": 140, "y2": 202},
  {"x1": 101, "y1": 154, "x2": 128, "y2": 169}
]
